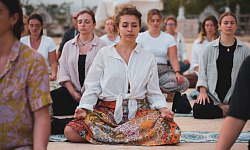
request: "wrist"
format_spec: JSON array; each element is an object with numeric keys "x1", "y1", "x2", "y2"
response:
[{"x1": 174, "y1": 71, "x2": 180, "y2": 74}]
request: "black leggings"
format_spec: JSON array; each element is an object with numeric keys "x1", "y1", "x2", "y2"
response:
[
  {"x1": 193, "y1": 97, "x2": 223, "y2": 119},
  {"x1": 51, "y1": 87, "x2": 79, "y2": 116}
]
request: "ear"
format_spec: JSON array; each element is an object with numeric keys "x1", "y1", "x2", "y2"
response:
[
  {"x1": 10, "y1": 13, "x2": 19, "y2": 27},
  {"x1": 218, "y1": 23, "x2": 221, "y2": 31}
]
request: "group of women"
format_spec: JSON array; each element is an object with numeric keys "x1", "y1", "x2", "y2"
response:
[{"x1": 1, "y1": 0, "x2": 249, "y2": 149}]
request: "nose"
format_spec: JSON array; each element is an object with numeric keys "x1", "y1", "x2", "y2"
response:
[{"x1": 128, "y1": 25, "x2": 132, "y2": 32}]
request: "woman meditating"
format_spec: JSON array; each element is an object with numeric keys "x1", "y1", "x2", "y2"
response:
[
  {"x1": 194, "y1": 12, "x2": 250, "y2": 119},
  {"x1": 64, "y1": 4, "x2": 181, "y2": 145}
]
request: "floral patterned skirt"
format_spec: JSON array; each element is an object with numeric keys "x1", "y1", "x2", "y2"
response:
[{"x1": 67, "y1": 100, "x2": 181, "y2": 146}]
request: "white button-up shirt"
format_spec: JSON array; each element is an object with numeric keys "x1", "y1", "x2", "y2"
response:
[
  {"x1": 77, "y1": 44, "x2": 168, "y2": 124},
  {"x1": 190, "y1": 36, "x2": 210, "y2": 75}
]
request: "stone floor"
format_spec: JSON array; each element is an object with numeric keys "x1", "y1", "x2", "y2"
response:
[{"x1": 48, "y1": 36, "x2": 250, "y2": 150}]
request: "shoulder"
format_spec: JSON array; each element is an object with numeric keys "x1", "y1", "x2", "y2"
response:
[
  {"x1": 136, "y1": 44, "x2": 155, "y2": 59},
  {"x1": 20, "y1": 35, "x2": 29, "y2": 43},
  {"x1": 95, "y1": 35, "x2": 107, "y2": 47},
  {"x1": 236, "y1": 38, "x2": 249, "y2": 49},
  {"x1": 42, "y1": 35, "x2": 54, "y2": 42},
  {"x1": 137, "y1": 31, "x2": 148, "y2": 38},
  {"x1": 193, "y1": 38, "x2": 202, "y2": 46}
]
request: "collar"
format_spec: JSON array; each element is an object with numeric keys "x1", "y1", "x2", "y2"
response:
[
  {"x1": 9, "y1": 39, "x2": 21, "y2": 62},
  {"x1": 212, "y1": 37, "x2": 243, "y2": 48},
  {"x1": 108, "y1": 44, "x2": 141, "y2": 60},
  {"x1": 71, "y1": 34, "x2": 99, "y2": 46}
]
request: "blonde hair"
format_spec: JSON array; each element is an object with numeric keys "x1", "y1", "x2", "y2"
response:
[{"x1": 164, "y1": 15, "x2": 177, "y2": 26}]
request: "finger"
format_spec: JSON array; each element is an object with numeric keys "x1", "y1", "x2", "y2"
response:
[{"x1": 207, "y1": 97, "x2": 210, "y2": 103}]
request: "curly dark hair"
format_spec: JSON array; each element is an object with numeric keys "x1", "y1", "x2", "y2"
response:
[
  {"x1": 1, "y1": 0, "x2": 23, "y2": 39},
  {"x1": 113, "y1": 4, "x2": 142, "y2": 33}
]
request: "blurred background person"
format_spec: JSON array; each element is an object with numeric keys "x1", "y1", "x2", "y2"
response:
[
  {"x1": 50, "y1": 10, "x2": 106, "y2": 116},
  {"x1": 21, "y1": 14, "x2": 58, "y2": 81},
  {"x1": 100, "y1": 16, "x2": 120, "y2": 46},
  {"x1": 216, "y1": 56, "x2": 250, "y2": 150},
  {"x1": 164, "y1": 15, "x2": 190, "y2": 74},
  {"x1": 57, "y1": 12, "x2": 79, "y2": 60},
  {"x1": 137, "y1": 9, "x2": 189, "y2": 101},
  {"x1": 185, "y1": 15, "x2": 219, "y2": 88},
  {"x1": 194, "y1": 12, "x2": 250, "y2": 119},
  {"x1": 21, "y1": 14, "x2": 29, "y2": 37},
  {"x1": 0, "y1": 0, "x2": 52, "y2": 149}
]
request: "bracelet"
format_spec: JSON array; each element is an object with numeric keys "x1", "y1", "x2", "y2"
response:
[{"x1": 175, "y1": 71, "x2": 180, "y2": 74}]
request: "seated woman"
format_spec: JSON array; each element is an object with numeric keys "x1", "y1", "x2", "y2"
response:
[
  {"x1": 50, "y1": 10, "x2": 106, "y2": 116},
  {"x1": 0, "y1": 0, "x2": 51, "y2": 149},
  {"x1": 136, "y1": 9, "x2": 189, "y2": 102},
  {"x1": 100, "y1": 17, "x2": 120, "y2": 46},
  {"x1": 185, "y1": 15, "x2": 219, "y2": 88},
  {"x1": 21, "y1": 14, "x2": 58, "y2": 81},
  {"x1": 64, "y1": 4, "x2": 181, "y2": 145},
  {"x1": 193, "y1": 12, "x2": 250, "y2": 119},
  {"x1": 164, "y1": 15, "x2": 190, "y2": 74}
]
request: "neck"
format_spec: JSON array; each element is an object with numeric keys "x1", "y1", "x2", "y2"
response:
[
  {"x1": 220, "y1": 35, "x2": 235, "y2": 46},
  {"x1": 206, "y1": 34, "x2": 214, "y2": 42},
  {"x1": 79, "y1": 33, "x2": 93, "y2": 42},
  {"x1": 107, "y1": 33, "x2": 117, "y2": 41},
  {"x1": 0, "y1": 33, "x2": 15, "y2": 57},
  {"x1": 116, "y1": 40, "x2": 136, "y2": 52},
  {"x1": 148, "y1": 30, "x2": 161, "y2": 38},
  {"x1": 30, "y1": 34, "x2": 41, "y2": 41},
  {"x1": 167, "y1": 31, "x2": 175, "y2": 36}
]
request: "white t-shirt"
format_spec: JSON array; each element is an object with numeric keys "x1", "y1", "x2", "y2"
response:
[
  {"x1": 77, "y1": 44, "x2": 168, "y2": 124},
  {"x1": 20, "y1": 35, "x2": 57, "y2": 67},
  {"x1": 136, "y1": 31, "x2": 176, "y2": 64},
  {"x1": 100, "y1": 34, "x2": 120, "y2": 46}
]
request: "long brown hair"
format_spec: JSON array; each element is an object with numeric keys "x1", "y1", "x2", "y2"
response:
[{"x1": 198, "y1": 15, "x2": 219, "y2": 43}]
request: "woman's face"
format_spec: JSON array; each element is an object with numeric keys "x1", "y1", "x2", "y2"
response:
[
  {"x1": 29, "y1": 19, "x2": 42, "y2": 36},
  {"x1": 0, "y1": 2, "x2": 16, "y2": 37},
  {"x1": 104, "y1": 18, "x2": 114, "y2": 35},
  {"x1": 204, "y1": 20, "x2": 216, "y2": 37},
  {"x1": 77, "y1": 13, "x2": 95, "y2": 35},
  {"x1": 148, "y1": 14, "x2": 162, "y2": 32},
  {"x1": 219, "y1": 15, "x2": 237, "y2": 36},
  {"x1": 118, "y1": 15, "x2": 140, "y2": 43},
  {"x1": 165, "y1": 19, "x2": 176, "y2": 34}
]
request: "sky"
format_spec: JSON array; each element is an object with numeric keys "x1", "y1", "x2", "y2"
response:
[{"x1": 25, "y1": 0, "x2": 100, "y2": 14}]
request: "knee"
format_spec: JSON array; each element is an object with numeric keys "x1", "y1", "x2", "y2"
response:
[{"x1": 64, "y1": 126, "x2": 84, "y2": 142}]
